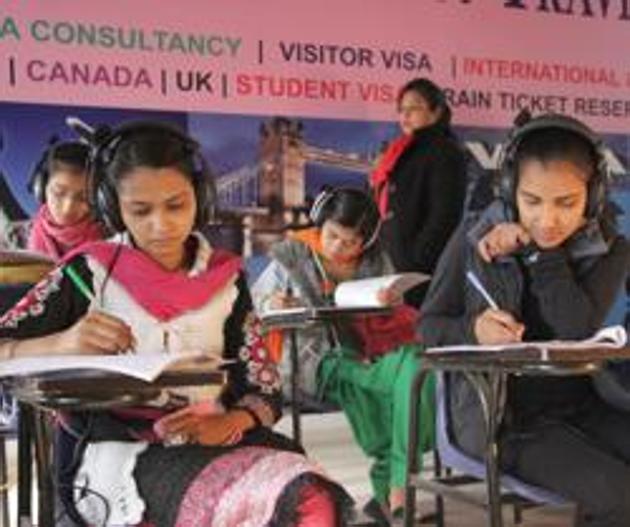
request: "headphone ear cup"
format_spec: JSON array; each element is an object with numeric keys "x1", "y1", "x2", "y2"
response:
[
  {"x1": 193, "y1": 172, "x2": 211, "y2": 229},
  {"x1": 28, "y1": 151, "x2": 50, "y2": 204},
  {"x1": 498, "y1": 166, "x2": 515, "y2": 206},
  {"x1": 31, "y1": 171, "x2": 47, "y2": 204},
  {"x1": 96, "y1": 183, "x2": 123, "y2": 233},
  {"x1": 309, "y1": 190, "x2": 334, "y2": 225},
  {"x1": 191, "y1": 158, "x2": 217, "y2": 229},
  {"x1": 587, "y1": 171, "x2": 607, "y2": 218},
  {"x1": 361, "y1": 217, "x2": 381, "y2": 250}
]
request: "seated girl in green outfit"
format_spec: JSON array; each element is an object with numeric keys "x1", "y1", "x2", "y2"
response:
[{"x1": 252, "y1": 187, "x2": 435, "y2": 523}]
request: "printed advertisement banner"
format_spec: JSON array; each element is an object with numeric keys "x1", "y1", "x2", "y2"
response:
[{"x1": 1, "y1": 1, "x2": 630, "y2": 131}]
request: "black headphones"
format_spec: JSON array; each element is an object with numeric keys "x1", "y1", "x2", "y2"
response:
[
  {"x1": 309, "y1": 187, "x2": 381, "y2": 249},
  {"x1": 28, "y1": 139, "x2": 90, "y2": 204},
  {"x1": 498, "y1": 112, "x2": 608, "y2": 219},
  {"x1": 88, "y1": 120, "x2": 217, "y2": 233}
]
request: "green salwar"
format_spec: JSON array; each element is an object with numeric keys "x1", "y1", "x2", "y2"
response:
[{"x1": 317, "y1": 344, "x2": 435, "y2": 504}]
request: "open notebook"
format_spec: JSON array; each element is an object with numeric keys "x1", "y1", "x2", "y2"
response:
[
  {"x1": 0, "y1": 353, "x2": 227, "y2": 382},
  {"x1": 261, "y1": 272, "x2": 428, "y2": 326},
  {"x1": 427, "y1": 326, "x2": 628, "y2": 355}
]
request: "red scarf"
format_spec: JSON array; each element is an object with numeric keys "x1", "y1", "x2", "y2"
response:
[
  {"x1": 64, "y1": 240, "x2": 242, "y2": 322},
  {"x1": 28, "y1": 205, "x2": 103, "y2": 261},
  {"x1": 369, "y1": 135, "x2": 413, "y2": 217}
]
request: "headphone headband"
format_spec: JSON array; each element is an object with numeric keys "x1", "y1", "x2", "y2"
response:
[
  {"x1": 91, "y1": 121, "x2": 201, "y2": 167},
  {"x1": 498, "y1": 112, "x2": 608, "y2": 219},
  {"x1": 309, "y1": 187, "x2": 381, "y2": 250}
]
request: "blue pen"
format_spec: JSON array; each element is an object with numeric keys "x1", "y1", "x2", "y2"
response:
[{"x1": 466, "y1": 271, "x2": 499, "y2": 311}]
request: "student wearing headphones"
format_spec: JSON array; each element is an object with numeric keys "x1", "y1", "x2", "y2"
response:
[
  {"x1": 252, "y1": 187, "x2": 435, "y2": 523},
  {"x1": 420, "y1": 112, "x2": 630, "y2": 527},
  {"x1": 0, "y1": 122, "x2": 350, "y2": 527},
  {"x1": 27, "y1": 140, "x2": 103, "y2": 259}
]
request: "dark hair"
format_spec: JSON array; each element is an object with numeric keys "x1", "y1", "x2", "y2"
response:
[
  {"x1": 48, "y1": 141, "x2": 90, "y2": 176},
  {"x1": 397, "y1": 77, "x2": 452, "y2": 127},
  {"x1": 105, "y1": 128, "x2": 198, "y2": 187},
  {"x1": 29, "y1": 140, "x2": 91, "y2": 203},
  {"x1": 514, "y1": 127, "x2": 597, "y2": 182},
  {"x1": 316, "y1": 188, "x2": 380, "y2": 245}
]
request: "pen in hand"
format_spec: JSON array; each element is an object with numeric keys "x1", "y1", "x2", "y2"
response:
[
  {"x1": 466, "y1": 270, "x2": 524, "y2": 343},
  {"x1": 285, "y1": 281, "x2": 293, "y2": 300},
  {"x1": 63, "y1": 264, "x2": 137, "y2": 353},
  {"x1": 466, "y1": 271, "x2": 499, "y2": 310}
]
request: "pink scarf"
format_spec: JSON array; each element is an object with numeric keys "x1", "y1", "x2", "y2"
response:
[
  {"x1": 64, "y1": 240, "x2": 242, "y2": 322},
  {"x1": 28, "y1": 205, "x2": 103, "y2": 261},
  {"x1": 369, "y1": 135, "x2": 413, "y2": 217}
]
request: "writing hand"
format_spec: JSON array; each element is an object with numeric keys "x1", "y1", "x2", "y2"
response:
[
  {"x1": 477, "y1": 223, "x2": 532, "y2": 263},
  {"x1": 268, "y1": 291, "x2": 303, "y2": 310},
  {"x1": 375, "y1": 286, "x2": 403, "y2": 306},
  {"x1": 474, "y1": 308, "x2": 525, "y2": 345},
  {"x1": 59, "y1": 310, "x2": 136, "y2": 355}
]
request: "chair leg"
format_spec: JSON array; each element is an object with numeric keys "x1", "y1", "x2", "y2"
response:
[
  {"x1": 289, "y1": 328, "x2": 302, "y2": 446},
  {"x1": 513, "y1": 503, "x2": 523, "y2": 524},
  {"x1": 33, "y1": 411, "x2": 54, "y2": 527},
  {"x1": 433, "y1": 450, "x2": 445, "y2": 527},
  {"x1": 17, "y1": 404, "x2": 32, "y2": 525},
  {"x1": 0, "y1": 436, "x2": 8, "y2": 527}
]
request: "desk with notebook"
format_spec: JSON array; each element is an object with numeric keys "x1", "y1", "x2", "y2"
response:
[
  {"x1": 3, "y1": 359, "x2": 228, "y2": 527},
  {"x1": 403, "y1": 327, "x2": 630, "y2": 527}
]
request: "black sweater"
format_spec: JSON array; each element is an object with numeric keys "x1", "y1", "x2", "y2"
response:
[
  {"x1": 379, "y1": 123, "x2": 467, "y2": 307},
  {"x1": 420, "y1": 219, "x2": 630, "y2": 454}
]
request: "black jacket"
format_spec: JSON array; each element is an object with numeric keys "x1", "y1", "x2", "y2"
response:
[
  {"x1": 420, "y1": 207, "x2": 630, "y2": 456},
  {"x1": 379, "y1": 123, "x2": 467, "y2": 307}
]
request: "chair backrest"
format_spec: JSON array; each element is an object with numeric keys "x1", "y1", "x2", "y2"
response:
[{"x1": 436, "y1": 373, "x2": 566, "y2": 505}]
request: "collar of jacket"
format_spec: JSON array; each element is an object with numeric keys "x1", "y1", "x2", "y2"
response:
[{"x1": 410, "y1": 121, "x2": 453, "y2": 143}]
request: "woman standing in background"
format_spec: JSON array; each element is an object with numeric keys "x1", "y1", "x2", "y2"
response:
[{"x1": 371, "y1": 77, "x2": 467, "y2": 307}]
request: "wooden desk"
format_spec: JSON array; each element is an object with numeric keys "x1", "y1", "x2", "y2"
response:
[
  {"x1": 5, "y1": 365, "x2": 227, "y2": 527},
  {"x1": 261, "y1": 305, "x2": 390, "y2": 445},
  {"x1": 403, "y1": 344, "x2": 630, "y2": 527}
]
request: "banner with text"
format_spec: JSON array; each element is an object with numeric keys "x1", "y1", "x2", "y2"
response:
[{"x1": 2, "y1": 0, "x2": 630, "y2": 131}]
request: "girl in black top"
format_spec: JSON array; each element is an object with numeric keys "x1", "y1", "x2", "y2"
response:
[{"x1": 421, "y1": 112, "x2": 630, "y2": 527}]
